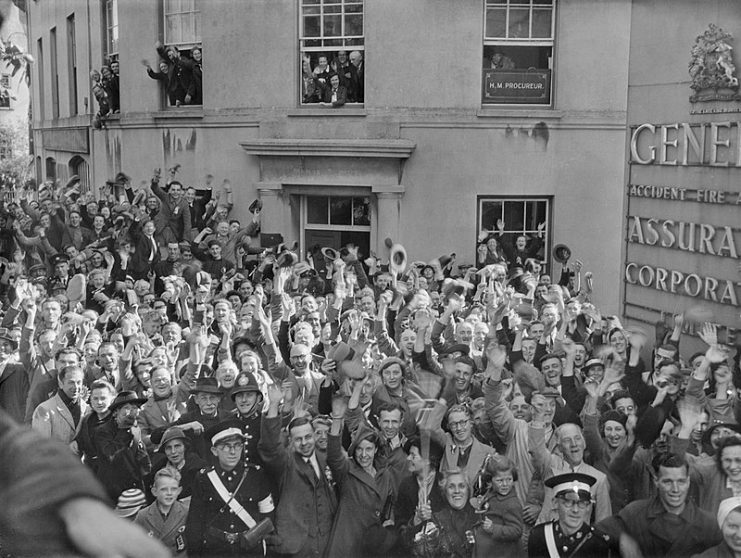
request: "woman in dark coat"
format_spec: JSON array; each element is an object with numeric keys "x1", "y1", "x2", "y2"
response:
[{"x1": 325, "y1": 406, "x2": 398, "y2": 558}]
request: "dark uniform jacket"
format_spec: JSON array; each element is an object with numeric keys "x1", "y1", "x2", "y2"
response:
[
  {"x1": 185, "y1": 461, "x2": 274, "y2": 557},
  {"x1": 528, "y1": 520, "x2": 618, "y2": 558}
]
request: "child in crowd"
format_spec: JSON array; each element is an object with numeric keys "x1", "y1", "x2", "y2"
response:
[
  {"x1": 473, "y1": 456, "x2": 524, "y2": 558},
  {"x1": 135, "y1": 467, "x2": 189, "y2": 555}
]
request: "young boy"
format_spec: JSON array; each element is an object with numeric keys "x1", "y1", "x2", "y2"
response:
[{"x1": 135, "y1": 467, "x2": 189, "y2": 555}]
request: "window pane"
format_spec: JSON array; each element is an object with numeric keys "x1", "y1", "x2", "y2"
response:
[
  {"x1": 532, "y1": 8, "x2": 552, "y2": 38},
  {"x1": 324, "y1": 4, "x2": 341, "y2": 13},
  {"x1": 166, "y1": 15, "x2": 181, "y2": 43},
  {"x1": 303, "y1": 5, "x2": 320, "y2": 15},
  {"x1": 345, "y1": 3, "x2": 363, "y2": 13},
  {"x1": 307, "y1": 196, "x2": 329, "y2": 224},
  {"x1": 485, "y1": 8, "x2": 506, "y2": 38},
  {"x1": 323, "y1": 14, "x2": 342, "y2": 36},
  {"x1": 533, "y1": 0, "x2": 553, "y2": 4},
  {"x1": 345, "y1": 14, "x2": 363, "y2": 36},
  {"x1": 182, "y1": 14, "x2": 194, "y2": 42},
  {"x1": 164, "y1": 0, "x2": 179, "y2": 13},
  {"x1": 508, "y1": 8, "x2": 530, "y2": 38},
  {"x1": 303, "y1": 16, "x2": 320, "y2": 37},
  {"x1": 194, "y1": 13, "x2": 201, "y2": 42},
  {"x1": 329, "y1": 197, "x2": 352, "y2": 225},
  {"x1": 352, "y1": 197, "x2": 370, "y2": 226},
  {"x1": 480, "y1": 201, "x2": 503, "y2": 231},
  {"x1": 503, "y1": 201, "x2": 524, "y2": 230},
  {"x1": 303, "y1": 0, "x2": 320, "y2": 4}
]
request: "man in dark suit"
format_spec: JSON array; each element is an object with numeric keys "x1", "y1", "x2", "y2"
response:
[
  {"x1": 185, "y1": 175, "x2": 213, "y2": 234},
  {"x1": 150, "y1": 176, "x2": 192, "y2": 245},
  {"x1": 349, "y1": 50, "x2": 364, "y2": 103},
  {"x1": 129, "y1": 218, "x2": 161, "y2": 280},
  {"x1": 259, "y1": 383, "x2": 337, "y2": 557}
]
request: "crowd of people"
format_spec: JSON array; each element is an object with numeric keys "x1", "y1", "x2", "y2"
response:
[
  {"x1": 1, "y1": 166, "x2": 741, "y2": 558},
  {"x1": 302, "y1": 50, "x2": 364, "y2": 106}
]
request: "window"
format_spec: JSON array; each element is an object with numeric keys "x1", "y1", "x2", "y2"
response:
[
  {"x1": 478, "y1": 196, "x2": 550, "y2": 266},
  {"x1": 300, "y1": 0, "x2": 364, "y2": 105},
  {"x1": 482, "y1": 0, "x2": 554, "y2": 105},
  {"x1": 164, "y1": 0, "x2": 201, "y2": 48},
  {"x1": 50, "y1": 27, "x2": 59, "y2": 119},
  {"x1": 103, "y1": 0, "x2": 118, "y2": 61},
  {"x1": 67, "y1": 14, "x2": 78, "y2": 115},
  {"x1": 302, "y1": 195, "x2": 371, "y2": 258}
]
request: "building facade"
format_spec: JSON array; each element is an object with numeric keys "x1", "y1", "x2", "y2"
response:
[
  {"x1": 28, "y1": 0, "x2": 632, "y2": 314},
  {"x1": 624, "y1": 0, "x2": 741, "y2": 353}
]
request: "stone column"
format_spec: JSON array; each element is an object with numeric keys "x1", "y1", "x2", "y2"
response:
[{"x1": 373, "y1": 185, "x2": 405, "y2": 255}]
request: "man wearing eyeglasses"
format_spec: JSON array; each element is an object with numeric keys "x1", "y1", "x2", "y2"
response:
[
  {"x1": 437, "y1": 404, "x2": 497, "y2": 489},
  {"x1": 187, "y1": 419, "x2": 275, "y2": 557},
  {"x1": 528, "y1": 472, "x2": 618, "y2": 557}
]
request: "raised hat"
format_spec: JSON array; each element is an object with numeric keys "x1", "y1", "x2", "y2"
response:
[
  {"x1": 109, "y1": 390, "x2": 149, "y2": 412},
  {"x1": 248, "y1": 199, "x2": 263, "y2": 214},
  {"x1": 191, "y1": 376, "x2": 224, "y2": 395},
  {"x1": 115, "y1": 488, "x2": 147, "y2": 517},
  {"x1": 276, "y1": 251, "x2": 298, "y2": 268},
  {"x1": 552, "y1": 244, "x2": 572, "y2": 264},
  {"x1": 321, "y1": 247, "x2": 339, "y2": 261}
]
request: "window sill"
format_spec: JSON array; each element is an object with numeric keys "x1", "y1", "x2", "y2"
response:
[
  {"x1": 153, "y1": 107, "x2": 204, "y2": 119},
  {"x1": 287, "y1": 105, "x2": 366, "y2": 117},
  {"x1": 477, "y1": 107, "x2": 562, "y2": 119}
]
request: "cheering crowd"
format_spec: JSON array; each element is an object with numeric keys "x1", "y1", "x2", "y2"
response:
[{"x1": 0, "y1": 168, "x2": 740, "y2": 558}]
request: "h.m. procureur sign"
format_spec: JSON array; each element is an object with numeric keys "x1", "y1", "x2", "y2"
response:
[{"x1": 482, "y1": 69, "x2": 551, "y2": 104}]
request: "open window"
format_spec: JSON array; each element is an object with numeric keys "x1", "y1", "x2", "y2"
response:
[
  {"x1": 299, "y1": 0, "x2": 364, "y2": 105},
  {"x1": 482, "y1": 0, "x2": 555, "y2": 106}
]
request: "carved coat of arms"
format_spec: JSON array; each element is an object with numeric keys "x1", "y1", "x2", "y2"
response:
[{"x1": 689, "y1": 24, "x2": 741, "y2": 102}]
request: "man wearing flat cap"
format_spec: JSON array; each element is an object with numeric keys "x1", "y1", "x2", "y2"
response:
[
  {"x1": 528, "y1": 472, "x2": 618, "y2": 557},
  {"x1": 187, "y1": 419, "x2": 275, "y2": 557}
]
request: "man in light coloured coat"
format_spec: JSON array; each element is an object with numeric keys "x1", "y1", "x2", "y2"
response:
[{"x1": 32, "y1": 364, "x2": 88, "y2": 445}]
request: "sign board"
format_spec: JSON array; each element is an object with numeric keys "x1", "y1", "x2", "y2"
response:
[
  {"x1": 624, "y1": 121, "x2": 741, "y2": 345},
  {"x1": 41, "y1": 128, "x2": 89, "y2": 154},
  {"x1": 482, "y1": 69, "x2": 551, "y2": 105}
]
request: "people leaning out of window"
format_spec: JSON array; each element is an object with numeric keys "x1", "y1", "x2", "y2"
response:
[
  {"x1": 302, "y1": 50, "x2": 364, "y2": 105},
  {"x1": 143, "y1": 42, "x2": 203, "y2": 107}
]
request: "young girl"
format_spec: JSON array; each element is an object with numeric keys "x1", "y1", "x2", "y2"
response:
[{"x1": 473, "y1": 456, "x2": 524, "y2": 558}]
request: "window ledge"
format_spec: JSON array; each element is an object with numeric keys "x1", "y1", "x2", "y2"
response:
[
  {"x1": 287, "y1": 106, "x2": 367, "y2": 117},
  {"x1": 152, "y1": 107, "x2": 204, "y2": 120},
  {"x1": 477, "y1": 107, "x2": 563, "y2": 119}
]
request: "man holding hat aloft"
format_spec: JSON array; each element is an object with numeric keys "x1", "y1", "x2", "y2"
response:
[
  {"x1": 186, "y1": 419, "x2": 275, "y2": 557},
  {"x1": 528, "y1": 472, "x2": 618, "y2": 557}
]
